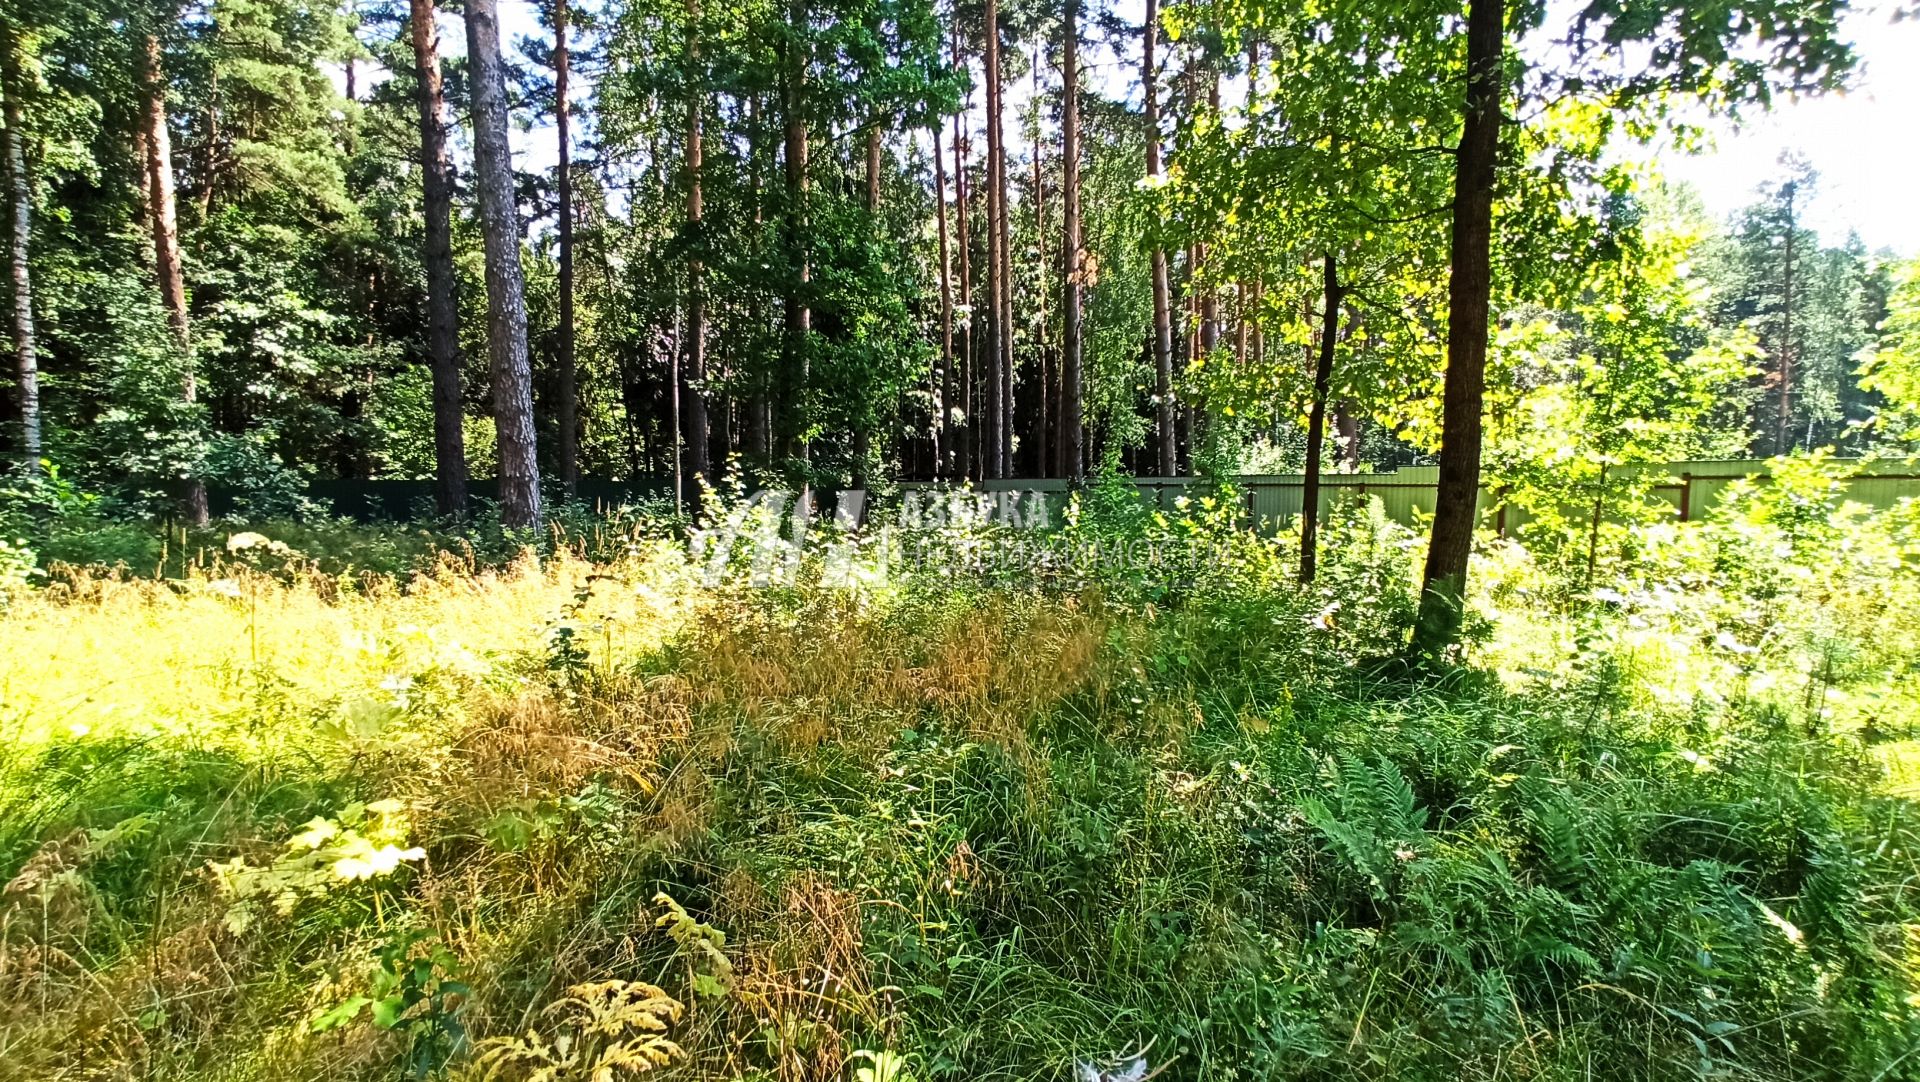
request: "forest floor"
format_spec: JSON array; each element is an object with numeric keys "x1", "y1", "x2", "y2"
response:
[{"x1": 1, "y1": 491, "x2": 1918, "y2": 1082}]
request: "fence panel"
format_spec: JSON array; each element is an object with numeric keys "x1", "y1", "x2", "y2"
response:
[
  {"x1": 270, "y1": 460, "x2": 1918, "y2": 528},
  {"x1": 905, "y1": 459, "x2": 1920, "y2": 536}
]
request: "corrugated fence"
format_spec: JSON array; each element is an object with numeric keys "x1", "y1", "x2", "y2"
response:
[
  {"x1": 248, "y1": 460, "x2": 1919, "y2": 529},
  {"x1": 904, "y1": 459, "x2": 1920, "y2": 534}
]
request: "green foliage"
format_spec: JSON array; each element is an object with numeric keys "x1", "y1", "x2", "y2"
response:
[
  {"x1": 2, "y1": 504, "x2": 1918, "y2": 1080},
  {"x1": 1860, "y1": 258, "x2": 1920, "y2": 446},
  {"x1": 207, "y1": 798, "x2": 426, "y2": 934},
  {"x1": 1488, "y1": 213, "x2": 1758, "y2": 592},
  {"x1": 1701, "y1": 158, "x2": 1889, "y2": 455},
  {"x1": 475, "y1": 980, "x2": 687, "y2": 1080},
  {"x1": 3, "y1": 0, "x2": 1919, "y2": 1077},
  {"x1": 654, "y1": 889, "x2": 736, "y2": 998},
  {"x1": 313, "y1": 929, "x2": 471, "y2": 1080}
]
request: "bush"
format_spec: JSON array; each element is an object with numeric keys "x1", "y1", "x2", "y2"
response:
[{"x1": 1, "y1": 471, "x2": 1916, "y2": 1082}]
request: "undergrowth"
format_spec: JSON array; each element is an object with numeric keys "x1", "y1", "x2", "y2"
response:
[{"x1": 0, "y1": 485, "x2": 1916, "y2": 1081}]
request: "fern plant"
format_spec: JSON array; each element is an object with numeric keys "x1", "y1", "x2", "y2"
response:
[
  {"x1": 1299, "y1": 753, "x2": 1430, "y2": 902},
  {"x1": 474, "y1": 981, "x2": 686, "y2": 1081},
  {"x1": 654, "y1": 890, "x2": 735, "y2": 998}
]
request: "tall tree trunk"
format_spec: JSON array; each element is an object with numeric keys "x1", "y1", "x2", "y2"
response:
[
  {"x1": 1, "y1": 26, "x2": 37, "y2": 468},
  {"x1": 996, "y1": 72, "x2": 1013, "y2": 476},
  {"x1": 1058, "y1": 0, "x2": 1083, "y2": 481},
  {"x1": 465, "y1": 0, "x2": 541, "y2": 527},
  {"x1": 1300, "y1": 253, "x2": 1343, "y2": 584},
  {"x1": 142, "y1": 32, "x2": 188, "y2": 373},
  {"x1": 554, "y1": 0, "x2": 578, "y2": 495},
  {"x1": 1180, "y1": 238, "x2": 1197, "y2": 472},
  {"x1": 131, "y1": 122, "x2": 150, "y2": 231},
  {"x1": 1029, "y1": 38, "x2": 1049, "y2": 478},
  {"x1": 933, "y1": 122, "x2": 953, "y2": 478},
  {"x1": 745, "y1": 90, "x2": 769, "y2": 463},
  {"x1": 1244, "y1": 44, "x2": 1264, "y2": 474},
  {"x1": 139, "y1": 31, "x2": 206, "y2": 525},
  {"x1": 1412, "y1": 0, "x2": 1502, "y2": 657},
  {"x1": 197, "y1": 67, "x2": 216, "y2": 222},
  {"x1": 853, "y1": 113, "x2": 882, "y2": 486},
  {"x1": 1236, "y1": 43, "x2": 1253, "y2": 381},
  {"x1": 1198, "y1": 74, "x2": 1219, "y2": 364},
  {"x1": 779, "y1": 0, "x2": 811, "y2": 476},
  {"x1": 951, "y1": 71, "x2": 975, "y2": 480},
  {"x1": 669, "y1": 288, "x2": 683, "y2": 510},
  {"x1": 982, "y1": 0, "x2": 1005, "y2": 479},
  {"x1": 1777, "y1": 180, "x2": 1796, "y2": 455},
  {"x1": 1144, "y1": 0, "x2": 1174, "y2": 477},
  {"x1": 1334, "y1": 402, "x2": 1360, "y2": 470},
  {"x1": 408, "y1": 0, "x2": 468, "y2": 516},
  {"x1": 681, "y1": 0, "x2": 709, "y2": 497}
]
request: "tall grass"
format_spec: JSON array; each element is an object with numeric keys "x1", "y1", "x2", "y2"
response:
[{"x1": 0, "y1": 490, "x2": 1916, "y2": 1082}]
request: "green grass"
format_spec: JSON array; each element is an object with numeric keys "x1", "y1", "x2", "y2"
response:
[{"x1": 0, "y1": 491, "x2": 1917, "y2": 1082}]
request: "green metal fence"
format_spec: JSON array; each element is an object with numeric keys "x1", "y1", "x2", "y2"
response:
[
  {"x1": 262, "y1": 460, "x2": 1918, "y2": 529},
  {"x1": 205, "y1": 478, "x2": 674, "y2": 522},
  {"x1": 903, "y1": 459, "x2": 1920, "y2": 534}
]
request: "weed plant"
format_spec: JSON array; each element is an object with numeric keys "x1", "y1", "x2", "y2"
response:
[{"x1": 0, "y1": 479, "x2": 1915, "y2": 1081}]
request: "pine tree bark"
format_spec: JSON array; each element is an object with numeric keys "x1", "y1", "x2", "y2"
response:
[
  {"x1": 995, "y1": 83, "x2": 1013, "y2": 476},
  {"x1": 196, "y1": 67, "x2": 217, "y2": 221},
  {"x1": 951, "y1": 82, "x2": 974, "y2": 479},
  {"x1": 1, "y1": 25, "x2": 38, "y2": 467},
  {"x1": 778, "y1": 1, "x2": 811, "y2": 473},
  {"x1": 853, "y1": 114, "x2": 882, "y2": 486},
  {"x1": 982, "y1": 0, "x2": 1006, "y2": 479},
  {"x1": 933, "y1": 121, "x2": 954, "y2": 478},
  {"x1": 408, "y1": 0, "x2": 467, "y2": 516},
  {"x1": 465, "y1": 0, "x2": 541, "y2": 527},
  {"x1": 745, "y1": 90, "x2": 770, "y2": 463},
  {"x1": 554, "y1": 0, "x2": 579, "y2": 495},
  {"x1": 131, "y1": 121, "x2": 150, "y2": 231},
  {"x1": 1777, "y1": 179, "x2": 1797, "y2": 455},
  {"x1": 1144, "y1": 0, "x2": 1174, "y2": 477},
  {"x1": 1198, "y1": 74, "x2": 1219, "y2": 364},
  {"x1": 681, "y1": 0, "x2": 709, "y2": 496},
  {"x1": 139, "y1": 31, "x2": 206, "y2": 525},
  {"x1": 1030, "y1": 54, "x2": 1049, "y2": 480},
  {"x1": 1300, "y1": 253, "x2": 1343, "y2": 584},
  {"x1": 1412, "y1": 0, "x2": 1503, "y2": 656},
  {"x1": 1058, "y1": 0, "x2": 1083, "y2": 481}
]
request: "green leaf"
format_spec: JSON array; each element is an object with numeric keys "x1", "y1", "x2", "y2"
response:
[
  {"x1": 370, "y1": 994, "x2": 407, "y2": 1029},
  {"x1": 312, "y1": 996, "x2": 371, "y2": 1032}
]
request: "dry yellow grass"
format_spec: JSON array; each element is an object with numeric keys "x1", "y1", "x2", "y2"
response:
[{"x1": 0, "y1": 544, "x2": 700, "y2": 759}]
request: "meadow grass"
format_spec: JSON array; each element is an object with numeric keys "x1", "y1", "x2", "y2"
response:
[{"x1": 0, "y1": 494, "x2": 1916, "y2": 1082}]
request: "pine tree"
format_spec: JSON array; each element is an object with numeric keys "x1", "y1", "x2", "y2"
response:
[
  {"x1": 407, "y1": 0, "x2": 467, "y2": 515},
  {"x1": 465, "y1": 0, "x2": 541, "y2": 527},
  {"x1": 1057, "y1": 0, "x2": 1083, "y2": 480}
]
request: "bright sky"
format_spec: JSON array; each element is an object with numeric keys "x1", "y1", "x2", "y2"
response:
[{"x1": 1647, "y1": 4, "x2": 1920, "y2": 254}]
